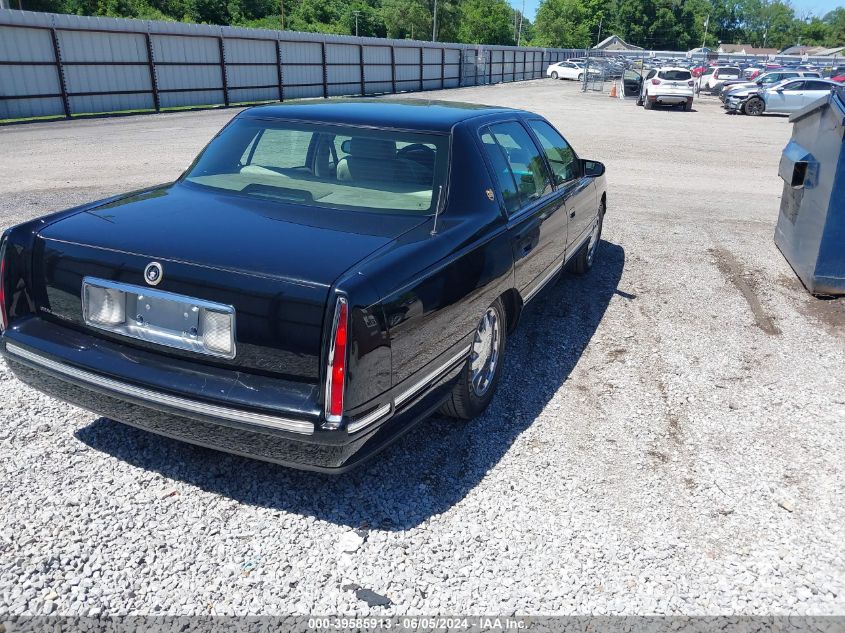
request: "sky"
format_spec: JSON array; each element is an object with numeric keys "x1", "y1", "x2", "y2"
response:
[{"x1": 510, "y1": 0, "x2": 843, "y2": 23}]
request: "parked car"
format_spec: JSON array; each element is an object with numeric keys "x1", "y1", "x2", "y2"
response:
[
  {"x1": 0, "y1": 99, "x2": 608, "y2": 472},
  {"x1": 725, "y1": 78, "x2": 839, "y2": 115},
  {"x1": 547, "y1": 61, "x2": 594, "y2": 81},
  {"x1": 637, "y1": 67, "x2": 695, "y2": 110},
  {"x1": 720, "y1": 70, "x2": 822, "y2": 101},
  {"x1": 698, "y1": 66, "x2": 742, "y2": 93}
]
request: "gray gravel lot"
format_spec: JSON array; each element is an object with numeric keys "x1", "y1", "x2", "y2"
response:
[{"x1": 1, "y1": 80, "x2": 844, "y2": 616}]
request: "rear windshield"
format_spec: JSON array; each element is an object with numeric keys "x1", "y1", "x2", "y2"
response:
[
  {"x1": 658, "y1": 70, "x2": 691, "y2": 80},
  {"x1": 182, "y1": 118, "x2": 449, "y2": 215},
  {"x1": 718, "y1": 67, "x2": 742, "y2": 75}
]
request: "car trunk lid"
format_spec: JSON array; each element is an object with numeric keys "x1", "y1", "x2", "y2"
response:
[{"x1": 32, "y1": 184, "x2": 424, "y2": 380}]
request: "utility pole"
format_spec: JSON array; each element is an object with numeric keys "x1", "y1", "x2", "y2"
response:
[
  {"x1": 353, "y1": 10, "x2": 360, "y2": 37},
  {"x1": 701, "y1": 14, "x2": 709, "y2": 49},
  {"x1": 432, "y1": 0, "x2": 437, "y2": 41},
  {"x1": 517, "y1": 0, "x2": 525, "y2": 47},
  {"x1": 280, "y1": 0, "x2": 285, "y2": 30},
  {"x1": 596, "y1": 16, "x2": 603, "y2": 47}
]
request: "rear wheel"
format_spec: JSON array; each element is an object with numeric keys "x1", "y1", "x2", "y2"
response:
[
  {"x1": 644, "y1": 96, "x2": 653, "y2": 109},
  {"x1": 684, "y1": 98, "x2": 693, "y2": 112},
  {"x1": 744, "y1": 97, "x2": 764, "y2": 116},
  {"x1": 577, "y1": 73, "x2": 584, "y2": 82},
  {"x1": 551, "y1": 71, "x2": 559, "y2": 80},
  {"x1": 440, "y1": 299, "x2": 507, "y2": 420}
]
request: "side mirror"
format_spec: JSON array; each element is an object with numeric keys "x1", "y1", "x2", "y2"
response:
[
  {"x1": 582, "y1": 159, "x2": 605, "y2": 178},
  {"x1": 776, "y1": 87, "x2": 784, "y2": 92}
]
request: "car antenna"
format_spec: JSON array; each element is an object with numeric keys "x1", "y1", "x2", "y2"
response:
[{"x1": 430, "y1": 185, "x2": 444, "y2": 236}]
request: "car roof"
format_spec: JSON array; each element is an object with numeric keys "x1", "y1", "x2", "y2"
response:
[
  {"x1": 240, "y1": 98, "x2": 519, "y2": 133},
  {"x1": 769, "y1": 78, "x2": 837, "y2": 89},
  {"x1": 656, "y1": 67, "x2": 691, "y2": 71}
]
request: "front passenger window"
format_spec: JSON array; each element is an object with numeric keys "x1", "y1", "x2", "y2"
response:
[
  {"x1": 527, "y1": 120, "x2": 578, "y2": 185},
  {"x1": 481, "y1": 122, "x2": 553, "y2": 214}
]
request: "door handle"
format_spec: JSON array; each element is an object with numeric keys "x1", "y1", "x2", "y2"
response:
[
  {"x1": 569, "y1": 210, "x2": 576, "y2": 218},
  {"x1": 521, "y1": 242, "x2": 534, "y2": 256}
]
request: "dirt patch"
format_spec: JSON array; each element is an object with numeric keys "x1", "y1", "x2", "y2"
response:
[
  {"x1": 711, "y1": 248, "x2": 782, "y2": 336},
  {"x1": 799, "y1": 297, "x2": 845, "y2": 335}
]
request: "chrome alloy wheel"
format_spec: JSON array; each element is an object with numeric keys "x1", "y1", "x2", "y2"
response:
[{"x1": 469, "y1": 307, "x2": 501, "y2": 397}]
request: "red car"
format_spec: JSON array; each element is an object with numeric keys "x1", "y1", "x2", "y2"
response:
[{"x1": 691, "y1": 65, "x2": 707, "y2": 77}]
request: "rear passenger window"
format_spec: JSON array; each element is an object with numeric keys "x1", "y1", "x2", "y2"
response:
[
  {"x1": 481, "y1": 131, "x2": 520, "y2": 215},
  {"x1": 481, "y1": 122, "x2": 553, "y2": 215},
  {"x1": 805, "y1": 81, "x2": 833, "y2": 91}
]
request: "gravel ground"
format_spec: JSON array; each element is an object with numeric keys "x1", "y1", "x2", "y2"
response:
[{"x1": 1, "y1": 80, "x2": 844, "y2": 616}]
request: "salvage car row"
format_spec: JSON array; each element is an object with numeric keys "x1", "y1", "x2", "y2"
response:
[{"x1": 545, "y1": 58, "x2": 843, "y2": 117}]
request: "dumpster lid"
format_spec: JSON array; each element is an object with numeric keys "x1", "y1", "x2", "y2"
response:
[{"x1": 789, "y1": 85, "x2": 845, "y2": 126}]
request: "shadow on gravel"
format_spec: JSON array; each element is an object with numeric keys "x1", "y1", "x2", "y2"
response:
[{"x1": 76, "y1": 240, "x2": 626, "y2": 530}]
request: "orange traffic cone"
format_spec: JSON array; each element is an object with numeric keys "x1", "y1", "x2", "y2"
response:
[{"x1": 609, "y1": 82, "x2": 618, "y2": 98}]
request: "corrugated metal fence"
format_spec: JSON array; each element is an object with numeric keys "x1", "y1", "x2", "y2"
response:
[{"x1": 0, "y1": 9, "x2": 585, "y2": 120}]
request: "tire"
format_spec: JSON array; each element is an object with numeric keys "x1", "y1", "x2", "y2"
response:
[
  {"x1": 551, "y1": 71, "x2": 559, "y2": 80},
  {"x1": 684, "y1": 99, "x2": 693, "y2": 112},
  {"x1": 744, "y1": 97, "x2": 764, "y2": 116},
  {"x1": 644, "y1": 96, "x2": 653, "y2": 110},
  {"x1": 577, "y1": 73, "x2": 584, "y2": 82},
  {"x1": 570, "y1": 203, "x2": 604, "y2": 274},
  {"x1": 439, "y1": 298, "x2": 507, "y2": 420}
]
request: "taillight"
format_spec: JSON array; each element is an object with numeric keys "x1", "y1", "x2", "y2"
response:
[
  {"x1": 714, "y1": 70, "x2": 720, "y2": 78},
  {"x1": 0, "y1": 238, "x2": 7, "y2": 333},
  {"x1": 323, "y1": 296, "x2": 348, "y2": 428},
  {"x1": 688, "y1": 80, "x2": 694, "y2": 87},
  {"x1": 651, "y1": 78, "x2": 661, "y2": 85}
]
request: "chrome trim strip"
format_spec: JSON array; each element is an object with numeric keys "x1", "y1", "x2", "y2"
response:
[
  {"x1": 394, "y1": 345, "x2": 472, "y2": 408},
  {"x1": 347, "y1": 403, "x2": 391, "y2": 434},
  {"x1": 5, "y1": 343, "x2": 315, "y2": 435},
  {"x1": 524, "y1": 260, "x2": 563, "y2": 303}
]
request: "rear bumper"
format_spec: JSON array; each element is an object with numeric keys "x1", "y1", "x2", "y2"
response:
[
  {"x1": 1, "y1": 318, "x2": 466, "y2": 472},
  {"x1": 649, "y1": 93, "x2": 693, "y2": 104}
]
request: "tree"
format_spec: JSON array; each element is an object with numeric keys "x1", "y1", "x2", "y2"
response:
[
  {"x1": 824, "y1": 7, "x2": 845, "y2": 46},
  {"x1": 382, "y1": 0, "x2": 430, "y2": 39},
  {"x1": 457, "y1": 0, "x2": 515, "y2": 45},
  {"x1": 798, "y1": 17, "x2": 830, "y2": 46},
  {"x1": 612, "y1": 0, "x2": 654, "y2": 48},
  {"x1": 534, "y1": 0, "x2": 592, "y2": 48}
]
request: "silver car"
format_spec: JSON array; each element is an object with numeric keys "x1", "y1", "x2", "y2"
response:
[{"x1": 725, "y1": 78, "x2": 839, "y2": 116}]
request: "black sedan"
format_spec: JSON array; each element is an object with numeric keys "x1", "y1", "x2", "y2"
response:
[{"x1": 0, "y1": 99, "x2": 607, "y2": 472}]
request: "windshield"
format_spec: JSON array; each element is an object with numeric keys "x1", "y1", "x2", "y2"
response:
[{"x1": 183, "y1": 118, "x2": 449, "y2": 215}]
